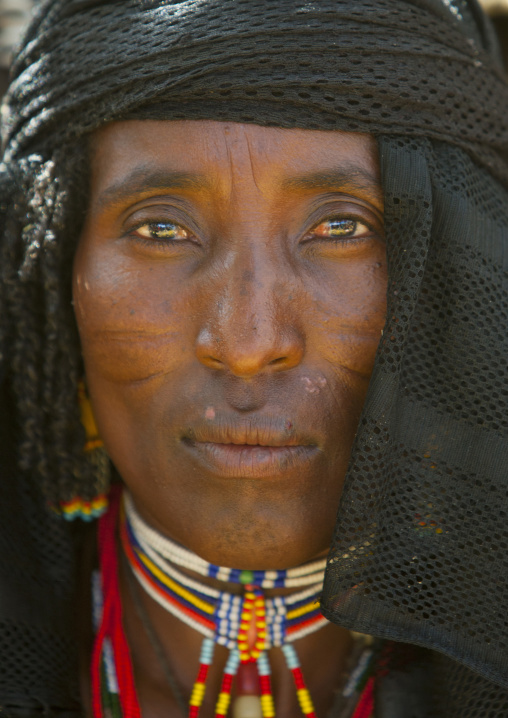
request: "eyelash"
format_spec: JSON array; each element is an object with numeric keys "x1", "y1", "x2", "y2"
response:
[
  {"x1": 127, "y1": 214, "x2": 378, "y2": 248},
  {"x1": 304, "y1": 215, "x2": 377, "y2": 246},
  {"x1": 128, "y1": 220, "x2": 195, "y2": 248}
]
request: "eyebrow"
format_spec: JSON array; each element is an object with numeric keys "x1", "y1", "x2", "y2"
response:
[
  {"x1": 95, "y1": 164, "x2": 382, "y2": 210},
  {"x1": 95, "y1": 167, "x2": 213, "y2": 210},
  {"x1": 282, "y1": 166, "x2": 382, "y2": 201}
]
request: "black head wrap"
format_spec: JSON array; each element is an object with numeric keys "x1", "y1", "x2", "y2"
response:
[{"x1": 1, "y1": 0, "x2": 508, "y2": 715}]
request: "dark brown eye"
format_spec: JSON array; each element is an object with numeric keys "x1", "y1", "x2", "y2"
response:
[
  {"x1": 312, "y1": 218, "x2": 370, "y2": 239},
  {"x1": 136, "y1": 222, "x2": 190, "y2": 241}
]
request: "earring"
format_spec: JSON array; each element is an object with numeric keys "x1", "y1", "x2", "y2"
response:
[
  {"x1": 79, "y1": 380, "x2": 104, "y2": 452},
  {"x1": 59, "y1": 381, "x2": 109, "y2": 521}
]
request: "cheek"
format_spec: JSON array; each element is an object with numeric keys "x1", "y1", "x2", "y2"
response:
[
  {"x1": 308, "y1": 252, "x2": 387, "y2": 376},
  {"x1": 73, "y1": 243, "x2": 190, "y2": 384}
]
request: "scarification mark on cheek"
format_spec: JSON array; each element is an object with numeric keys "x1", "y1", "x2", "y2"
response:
[
  {"x1": 301, "y1": 376, "x2": 327, "y2": 394},
  {"x1": 205, "y1": 406, "x2": 216, "y2": 420}
]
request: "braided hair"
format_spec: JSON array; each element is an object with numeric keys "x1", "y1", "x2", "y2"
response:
[{"x1": 0, "y1": 144, "x2": 109, "y2": 506}]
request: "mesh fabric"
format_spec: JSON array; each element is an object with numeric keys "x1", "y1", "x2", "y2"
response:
[
  {"x1": 0, "y1": 0, "x2": 507, "y2": 714},
  {"x1": 322, "y1": 135, "x2": 508, "y2": 686}
]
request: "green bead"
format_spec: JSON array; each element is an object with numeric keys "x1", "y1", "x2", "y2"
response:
[{"x1": 239, "y1": 570, "x2": 254, "y2": 585}]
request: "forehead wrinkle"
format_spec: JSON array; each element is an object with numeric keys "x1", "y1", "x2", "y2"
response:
[
  {"x1": 93, "y1": 166, "x2": 213, "y2": 211},
  {"x1": 220, "y1": 128, "x2": 234, "y2": 202},
  {"x1": 245, "y1": 130, "x2": 263, "y2": 197},
  {"x1": 217, "y1": 124, "x2": 269, "y2": 202}
]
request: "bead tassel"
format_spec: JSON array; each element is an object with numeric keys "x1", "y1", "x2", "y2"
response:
[
  {"x1": 92, "y1": 486, "x2": 141, "y2": 718},
  {"x1": 257, "y1": 653, "x2": 275, "y2": 718},
  {"x1": 189, "y1": 638, "x2": 215, "y2": 718},
  {"x1": 350, "y1": 676, "x2": 375, "y2": 718},
  {"x1": 214, "y1": 650, "x2": 240, "y2": 717},
  {"x1": 282, "y1": 644, "x2": 317, "y2": 718}
]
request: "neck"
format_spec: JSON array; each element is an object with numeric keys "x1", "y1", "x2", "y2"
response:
[
  {"x1": 118, "y1": 555, "x2": 355, "y2": 718},
  {"x1": 123, "y1": 489, "x2": 329, "y2": 596},
  {"x1": 118, "y1": 490, "x2": 358, "y2": 718}
]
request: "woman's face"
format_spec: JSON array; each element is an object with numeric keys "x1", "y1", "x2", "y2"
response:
[{"x1": 73, "y1": 120, "x2": 386, "y2": 569}]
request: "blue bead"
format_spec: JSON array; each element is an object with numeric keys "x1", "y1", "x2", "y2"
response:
[
  {"x1": 282, "y1": 644, "x2": 299, "y2": 670},
  {"x1": 225, "y1": 649, "x2": 240, "y2": 673},
  {"x1": 257, "y1": 652, "x2": 271, "y2": 675},
  {"x1": 200, "y1": 638, "x2": 215, "y2": 664}
]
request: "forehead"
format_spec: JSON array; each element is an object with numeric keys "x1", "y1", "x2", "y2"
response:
[{"x1": 89, "y1": 120, "x2": 383, "y2": 209}]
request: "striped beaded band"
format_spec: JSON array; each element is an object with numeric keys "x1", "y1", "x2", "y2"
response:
[
  {"x1": 93, "y1": 490, "x2": 378, "y2": 718},
  {"x1": 124, "y1": 491, "x2": 326, "y2": 588},
  {"x1": 121, "y1": 505, "x2": 328, "y2": 650},
  {"x1": 120, "y1": 492, "x2": 330, "y2": 717}
]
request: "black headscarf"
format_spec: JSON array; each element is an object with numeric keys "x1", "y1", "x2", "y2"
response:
[{"x1": 1, "y1": 0, "x2": 507, "y2": 715}]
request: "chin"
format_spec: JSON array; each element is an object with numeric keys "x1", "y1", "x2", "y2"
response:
[{"x1": 185, "y1": 513, "x2": 333, "y2": 571}]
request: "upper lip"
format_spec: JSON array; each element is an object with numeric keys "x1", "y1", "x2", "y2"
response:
[{"x1": 182, "y1": 417, "x2": 317, "y2": 448}]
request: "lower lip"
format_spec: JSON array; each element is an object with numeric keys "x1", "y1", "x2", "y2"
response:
[{"x1": 183, "y1": 441, "x2": 319, "y2": 478}]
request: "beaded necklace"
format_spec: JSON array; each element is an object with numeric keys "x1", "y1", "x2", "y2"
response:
[
  {"x1": 92, "y1": 488, "x2": 376, "y2": 718},
  {"x1": 123, "y1": 492, "x2": 329, "y2": 657}
]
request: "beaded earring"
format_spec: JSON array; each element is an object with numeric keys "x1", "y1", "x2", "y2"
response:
[{"x1": 59, "y1": 380, "x2": 109, "y2": 521}]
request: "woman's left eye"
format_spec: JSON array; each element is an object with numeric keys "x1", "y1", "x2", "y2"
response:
[
  {"x1": 135, "y1": 221, "x2": 191, "y2": 241},
  {"x1": 311, "y1": 218, "x2": 371, "y2": 239}
]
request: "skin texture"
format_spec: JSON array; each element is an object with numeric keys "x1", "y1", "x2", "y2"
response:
[{"x1": 73, "y1": 120, "x2": 387, "y2": 716}]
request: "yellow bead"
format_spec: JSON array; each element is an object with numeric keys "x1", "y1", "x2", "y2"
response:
[
  {"x1": 190, "y1": 683, "x2": 205, "y2": 698},
  {"x1": 238, "y1": 642, "x2": 249, "y2": 651},
  {"x1": 189, "y1": 682, "x2": 206, "y2": 706},
  {"x1": 297, "y1": 688, "x2": 315, "y2": 714},
  {"x1": 215, "y1": 692, "x2": 231, "y2": 715},
  {"x1": 260, "y1": 695, "x2": 275, "y2": 718}
]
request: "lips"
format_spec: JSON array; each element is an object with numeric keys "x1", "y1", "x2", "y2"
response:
[{"x1": 181, "y1": 417, "x2": 320, "y2": 478}]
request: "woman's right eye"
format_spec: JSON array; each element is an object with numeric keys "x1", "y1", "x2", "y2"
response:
[{"x1": 134, "y1": 221, "x2": 191, "y2": 242}]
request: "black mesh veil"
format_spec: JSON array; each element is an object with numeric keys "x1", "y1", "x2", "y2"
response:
[
  {"x1": 1, "y1": 0, "x2": 507, "y2": 715},
  {"x1": 323, "y1": 135, "x2": 508, "y2": 688}
]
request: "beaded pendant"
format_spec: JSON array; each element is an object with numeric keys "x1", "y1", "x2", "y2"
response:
[
  {"x1": 122, "y1": 492, "x2": 326, "y2": 718},
  {"x1": 92, "y1": 489, "x2": 377, "y2": 718}
]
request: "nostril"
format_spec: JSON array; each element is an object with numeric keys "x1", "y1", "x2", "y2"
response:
[
  {"x1": 196, "y1": 322, "x2": 304, "y2": 375},
  {"x1": 269, "y1": 356, "x2": 288, "y2": 366},
  {"x1": 202, "y1": 355, "x2": 224, "y2": 370}
]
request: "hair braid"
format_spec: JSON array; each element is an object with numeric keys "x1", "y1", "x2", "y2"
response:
[{"x1": 0, "y1": 143, "x2": 110, "y2": 509}]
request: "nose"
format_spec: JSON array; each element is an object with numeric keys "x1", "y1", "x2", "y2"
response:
[{"x1": 195, "y1": 266, "x2": 305, "y2": 378}]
